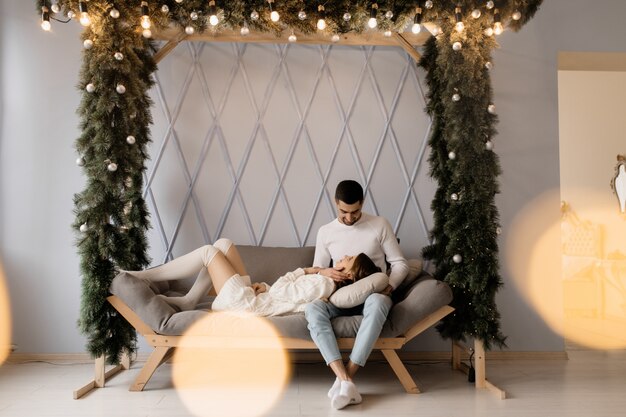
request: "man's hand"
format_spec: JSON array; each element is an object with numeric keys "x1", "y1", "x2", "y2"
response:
[
  {"x1": 379, "y1": 284, "x2": 393, "y2": 296},
  {"x1": 317, "y1": 267, "x2": 350, "y2": 282}
]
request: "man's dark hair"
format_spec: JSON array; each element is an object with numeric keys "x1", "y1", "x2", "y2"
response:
[{"x1": 335, "y1": 180, "x2": 363, "y2": 205}]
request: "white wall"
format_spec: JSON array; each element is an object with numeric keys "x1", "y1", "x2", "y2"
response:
[{"x1": 5, "y1": 0, "x2": 625, "y2": 354}]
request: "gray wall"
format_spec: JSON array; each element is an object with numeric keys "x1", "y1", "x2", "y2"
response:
[{"x1": 2, "y1": 0, "x2": 621, "y2": 354}]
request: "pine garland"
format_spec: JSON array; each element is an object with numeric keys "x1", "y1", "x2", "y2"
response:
[{"x1": 35, "y1": 0, "x2": 541, "y2": 360}]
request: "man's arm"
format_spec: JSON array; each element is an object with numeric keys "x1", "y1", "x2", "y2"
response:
[{"x1": 380, "y1": 219, "x2": 409, "y2": 290}]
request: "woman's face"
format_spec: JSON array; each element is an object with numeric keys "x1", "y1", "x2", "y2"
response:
[{"x1": 335, "y1": 255, "x2": 356, "y2": 275}]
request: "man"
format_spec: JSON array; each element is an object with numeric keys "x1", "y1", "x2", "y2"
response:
[{"x1": 305, "y1": 180, "x2": 409, "y2": 409}]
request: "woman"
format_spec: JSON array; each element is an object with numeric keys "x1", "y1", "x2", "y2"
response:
[{"x1": 127, "y1": 238, "x2": 381, "y2": 316}]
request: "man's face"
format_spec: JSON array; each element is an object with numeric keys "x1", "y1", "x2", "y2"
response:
[{"x1": 336, "y1": 200, "x2": 363, "y2": 226}]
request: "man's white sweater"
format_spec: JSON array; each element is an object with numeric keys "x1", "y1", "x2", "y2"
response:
[{"x1": 313, "y1": 212, "x2": 409, "y2": 289}]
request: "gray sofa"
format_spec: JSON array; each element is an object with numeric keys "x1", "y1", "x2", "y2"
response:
[{"x1": 108, "y1": 245, "x2": 453, "y2": 393}]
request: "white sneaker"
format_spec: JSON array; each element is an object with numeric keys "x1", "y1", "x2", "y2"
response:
[
  {"x1": 331, "y1": 381, "x2": 362, "y2": 410},
  {"x1": 327, "y1": 378, "x2": 341, "y2": 399}
]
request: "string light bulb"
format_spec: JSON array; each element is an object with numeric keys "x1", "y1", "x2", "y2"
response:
[
  {"x1": 316, "y1": 5, "x2": 326, "y2": 30},
  {"x1": 78, "y1": 1, "x2": 91, "y2": 26},
  {"x1": 455, "y1": 6, "x2": 464, "y2": 33},
  {"x1": 208, "y1": 1, "x2": 219, "y2": 26},
  {"x1": 411, "y1": 7, "x2": 422, "y2": 34},
  {"x1": 241, "y1": 21, "x2": 250, "y2": 36},
  {"x1": 41, "y1": 6, "x2": 51, "y2": 31},
  {"x1": 493, "y1": 9, "x2": 503, "y2": 35},
  {"x1": 367, "y1": 3, "x2": 378, "y2": 29},
  {"x1": 268, "y1": 0, "x2": 279, "y2": 22},
  {"x1": 140, "y1": 1, "x2": 151, "y2": 29}
]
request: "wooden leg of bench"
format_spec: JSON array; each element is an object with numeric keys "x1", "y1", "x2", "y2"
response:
[
  {"x1": 381, "y1": 349, "x2": 421, "y2": 394},
  {"x1": 73, "y1": 355, "x2": 127, "y2": 399},
  {"x1": 130, "y1": 346, "x2": 172, "y2": 392}
]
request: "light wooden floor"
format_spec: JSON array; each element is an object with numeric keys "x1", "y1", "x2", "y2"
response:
[{"x1": 1, "y1": 349, "x2": 625, "y2": 417}]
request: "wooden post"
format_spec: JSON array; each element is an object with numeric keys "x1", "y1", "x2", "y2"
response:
[
  {"x1": 451, "y1": 340, "x2": 506, "y2": 399},
  {"x1": 73, "y1": 354, "x2": 130, "y2": 399},
  {"x1": 452, "y1": 341, "x2": 462, "y2": 370},
  {"x1": 94, "y1": 354, "x2": 105, "y2": 388}
]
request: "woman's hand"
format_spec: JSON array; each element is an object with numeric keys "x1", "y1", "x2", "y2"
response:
[{"x1": 251, "y1": 282, "x2": 267, "y2": 295}]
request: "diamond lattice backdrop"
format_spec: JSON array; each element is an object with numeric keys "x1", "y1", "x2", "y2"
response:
[{"x1": 145, "y1": 42, "x2": 434, "y2": 264}]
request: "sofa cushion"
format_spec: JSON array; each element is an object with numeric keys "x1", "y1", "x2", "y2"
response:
[{"x1": 236, "y1": 245, "x2": 316, "y2": 285}]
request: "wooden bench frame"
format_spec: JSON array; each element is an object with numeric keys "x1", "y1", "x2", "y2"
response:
[{"x1": 74, "y1": 295, "x2": 453, "y2": 398}]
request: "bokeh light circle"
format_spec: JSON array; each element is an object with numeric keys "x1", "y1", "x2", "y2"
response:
[
  {"x1": 506, "y1": 190, "x2": 626, "y2": 349},
  {"x1": 172, "y1": 311, "x2": 291, "y2": 417}
]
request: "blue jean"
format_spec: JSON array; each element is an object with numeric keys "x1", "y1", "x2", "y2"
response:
[{"x1": 305, "y1": 293, "x2": 392, "y2": 367}]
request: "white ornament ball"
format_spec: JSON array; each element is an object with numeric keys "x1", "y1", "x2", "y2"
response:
[
  {"x1": 126, "y1": 135, "x2": 136, "y2": 144},
  {"x1": 384, "y1": 30, "x2": 392, "y2": 37},
  {"x1": 161, "y1": 5, "x2": 170, "y2": 13},
  {"x1": 288, "y1": 34, "x2": 297, "y2": 42},
  {"x1": 83, "y1": 39, "x2": 93, "y2": 49},
  {"x1": 116, "y1": 84, "x2": 126, "y2": 94},
  {"x1": 76, "y1": 157, "x2": 85, "y2": 166},
  {"x1": 51, "y1": 3, "x2": 60, "y2": 13},
  {"x1": 425, "y1": 0, "x2": 434, "y2": 9},
  {"x1": 471, "y1": 9, "x2": 481, "y2": 19},
  {"x1": 512, "y1": 11, "x2": 522, "y2": 21},
  {"x1": 67, "y1": 10, "x2": 75, "y2": 19},
  {"x1": 385, "y1": 10, "x2": 394, "y2": 19},
  {"x1": 451, "y1": 193, "x2": 459, "y2": 201},
  {"x1": 453, "y1": 254, "x2": 463, "y2": 264},
  {"x1": 250, "y1": 10, "x2": 259, "y2": 21},
  {"x1": 448, "y1": 151, "x2": 456, "y2": 160},
  {"x1": 484, "y1": 27, "x2": 494, "y2": 36},
  {"x1": 107, "y1": 162, "x2": 118, "y2": 172},
  {"x1": 86, "y1": 83, "x2": 96, "y2": 93},
  {"x1": 240, "y1": 26, "x2": 250, "y2": 36},
  {"x1": 298, "y1": 10, "x2": 307, "y2": 20},
  {"x1": 487, "y1": 104, "x2": 496, "y2": 114},
  {"x1": 343, "y1": 13, "x2": 352, "y2": 22},
  {"x1": 80, "y1": 223, "x2": 89, "y2": 233},
  {"x1": 185, "y1": 25, "x2": 195, "y2": 35},
  {"x1": 190, "y1": 11, "x2": 198, "y2": 20},
  {"x1": 176, "y1": 0, "x2": 183, "y2": 3},
  {"x1": 496, "y1": 227, "x2": 502, "y2": 235},
  {"x1": 331, "y1": 34, "x2": 340, "y2": 43},
  {"x1": 486, "y1": 1, "x2": 495, "y2": 10},
  {"x1": 453, "y1": 42, "x2": 462, "y2": 51},
  {"x1": 485, "y1": 140, "x2": 494, "y2": 150},
  {"x1": 485, "y1": 61, "x2": 493, "y2": 70},
  {"x1": 110, "y1": 8, "x2": 120, "y2": 19},
  {"x1": 452, "y1": 93, "x2": 461, "y2": 102},
  {"x1": 143, "y1": 29, "x2": 152, "y2": 38},
  {"x1": 114, "y1": 52, "x2": 124, "y2": 61}
]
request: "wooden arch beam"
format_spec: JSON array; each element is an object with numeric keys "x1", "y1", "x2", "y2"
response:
[{"x1": 151, "y1": 27, "x2": 431, "y2": 63}]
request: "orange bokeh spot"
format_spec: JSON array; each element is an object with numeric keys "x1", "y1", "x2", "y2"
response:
[
  {"x1": 172, "y1": 311, "x2": 291, "y2": 417},
  {"x1": 506, "y1": 190, "x2": 626, "y2": 349},
  {"x1": 0, "y1": 260, "x2": 11, "y2": 365}
]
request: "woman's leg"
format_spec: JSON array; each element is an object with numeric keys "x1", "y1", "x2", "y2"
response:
[
  {"x1": 157, "y1": 245, "x2": 236, "y2": 310},
  {"x1": 130, "y1": 245, "x2": 213, "y2": 282},
  {"x1": 213, "y1": 238, "x2": 248, "y2": 276}
]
